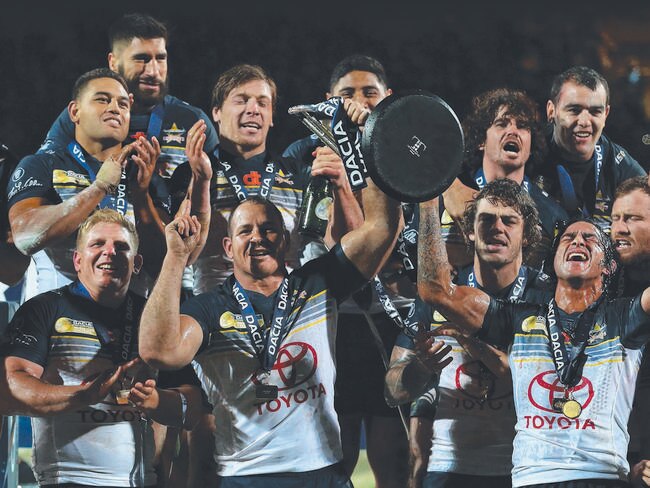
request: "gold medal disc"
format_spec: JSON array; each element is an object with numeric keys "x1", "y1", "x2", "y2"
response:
[{"x1": 562, "y1": 399, "x2": 582, "y2": 419}]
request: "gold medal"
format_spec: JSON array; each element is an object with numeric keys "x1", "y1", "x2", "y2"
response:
[{"x1": 561, "y1": 399, "x2": 582, "y2": 419}]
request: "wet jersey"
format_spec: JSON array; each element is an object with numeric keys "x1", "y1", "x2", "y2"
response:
[
  {"x1": 180, "y1": 245, "x2": 366, "y2": 476},
  {"x1": 397, "y1": 266, "x2": 552, "y2": 476},
  {"x1": 481, "y1": 294, "x2": 650, "y2": 486}
]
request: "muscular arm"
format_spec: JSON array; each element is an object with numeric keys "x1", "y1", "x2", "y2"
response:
[
  {"x1": 139, "y1": 216, "x2": 204, "y2": 370},
  {"x1": 417, "y1": 198, "x2": 490, "y2": 333},
  {"x1": 408, "y1": 416, "x2": 433, "y2": 488},
  {"x1": 1, "y1": 355, "x2": 132, "y2": 416},
  {"x1": 9, "y1": 148, "x2": 128, "y2": 256},
  {"x1": 434, "y1": 327, "x2": 510, "y2": 378},
  {"x1": 384, "y1": 342, "x2": 451, "y2": 407},
  {"x1": 340, "y1": 179, "x2": 402, "y2": 279}
]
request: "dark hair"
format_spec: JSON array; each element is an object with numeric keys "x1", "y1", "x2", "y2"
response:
[
  {"x1": 108, "y1": 13, "x2": 168, "y2": 50},
  {"x1": 462, "y1": 88, "x2": 546, "y2": 177},
  {"x1": 549, "y1": 66, "x2": 610, "y2": 105},
  {"x1": 328, "y1": 54, "x2": 389, "y2": 92},
  {"x1": 227, "y1": 196, "x2": 286, "y2": 237},
  {"x1": 71, "y1": 68, "x2": 129, "y2": 100},
  {"x1": 542, "y1": 218, "x2": 618, "y2": 295},
  {"x1": 211, "y1": 64, "x2": 277, "y2": 111},
  {"x1": 614, "y1": 175, "x2": 650, "y2": 201},
  {"x1": 461, "y1": 178, "x2": 541, "y2": 257}
]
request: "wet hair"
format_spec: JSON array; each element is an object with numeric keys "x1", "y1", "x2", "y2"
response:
[
  {"x1": 227, "y1": 196, "x2": 286, "y2": 237},
  {"x1": 614, "y1": 175, "x2": 650, "y2": 201},
  {"x1": 71, "y1": 68, "x2": 129, "y2": 101},
  {"x1": 76, "y1": 208, "x2": 139, "y2": 251},
  {"x1": 108, "y1": 13, "x2": 168, "y2": 50},
  {"x1": 461, "y1": 178, "x2": 541, "y2": 257},
  {"x1": 328, "y1": 54, "x2": 389, "y2": 93},
  {"x1": 541, "y1": 218, "x2": 618, "y2": 296},
  {"x1": 462, "y1": 88, "x2": 546, "y2": 177},
  {"x1": 549, "y1": 66, "x2": 610, "y2": 105},
  {"x1": 211, "y1": 64, "x2": 277, "y2": 112}
]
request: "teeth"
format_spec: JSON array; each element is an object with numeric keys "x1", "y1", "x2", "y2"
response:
[
  {"x1": 616, "y1": 240, "x2": 630, "y2": 248},
  {"x1": 98, "y1": 264, "x2": 116, "y2": 270},
  {"x1": 575, "y1": 132, "x2": 590, "y2": 137},
  {"x1": 504, "y1": 142, "x2": 519, "y2": 152}
]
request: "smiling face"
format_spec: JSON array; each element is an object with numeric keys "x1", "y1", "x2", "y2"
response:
[
  {"x1": 109, "y1": 37, "x2": 168, "y2": 109},
  {"x1": 611, "y1": 189, "x2": 650, "y2": 266},
  {"x1": 73, "y1": 222, "x2": 141, "y2": 302},
  {"x1": 469, "y1": 198, "x2": 525, "y2": 268},
  {"x1": 553, "y1": 221, "x2": 607, "y2": 284},
  {"x1": 482, "y1": 105, "x2": 532, "y2": 175},
  {"x1": 212, "y1": 79, "x2": 273, "y2": 158},
  {"x1": 223, "y1": 200, "x2": 287, "y2": 282},
  {"x1": 547, "y1": 81, "x2": 609, "y2": 163},
  {"x1": 69, "y1": 77, "x2": 131, "y2": 146},
  {"x1": 328, "y1": 70, "x2": 391, "y2": 111}
]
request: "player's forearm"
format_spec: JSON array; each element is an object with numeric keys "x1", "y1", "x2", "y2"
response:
[
  {"x1": 341, "y1": 179, "x2": 402, "y2": 279},
  {"x1": 325, "y1": 186, "x2": 364, "y2": 247},
  {"x1": 441, "y1": 177, "x2": 474, "y2": 222},
  {"x1": 139, "y1": 253, "x2": 188, "y2": 369},
  {"x1": 2, "y1": 371, "x2": 89, "y2": 416},
  {"x1": 11, "y1": 184, "x2": 108, "y2": 255},
  {"x1": 385, "y1": 356, "x2": 439, "y2": 407},
  {"x1": 132, "y1": 194, "x2": 168, "y2": 277},
  {"x1": 456, "y1": 335, "x2": 510, "y2": 378}
]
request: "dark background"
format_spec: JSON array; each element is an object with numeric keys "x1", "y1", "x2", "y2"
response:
[{"x1": 2, "y1": 0, "x2": 650, "y2": 167}]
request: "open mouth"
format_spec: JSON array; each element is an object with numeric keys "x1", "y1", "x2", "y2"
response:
[
  {"x1": 249, "y1": 248, "x2": 270, "y2": 257},
  {"x1": 615, "y1": 239, "x2": 631, "y2": 250},
  {"x1": 97, "y1": 263, "x2": 117, "y2": 271},
  {"x1": 241, "y1": 122, "x2": 262, "y2": 130},
  {"x1": 574, "y1": 131, "x2": 592, "y2": 140},
  {"x1": 503, "y1": 141, "x2": 520, "y2": 154},
  {"x1": 566, "y1": 251, "x2": 588, "y2": 262}
]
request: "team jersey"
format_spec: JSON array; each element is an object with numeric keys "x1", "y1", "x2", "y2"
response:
[
  {"x1": 0, "y1": 282, "x2": 156, "y2": 487},
  {"x1": 38, "y1": 94, "x2": 218, "y2": 178},
  {"x1": 180, "y1": 245, "x2": 367, "y2": 476},
  {"x1": 6, "y1": 143, "x2": 169, "y2": 296},
  {"x1": 535, "y1": 132, "x2": 645, "y2": 233},
  {"x1": 481, "y1": 294, "x2": 650, "y2": 486},
  {"x1": 170, "y1": 149, "x2": 309, "y2": 294},
  {"x1": 397, "y1": 266, "x2": 552, "y2": 476}
]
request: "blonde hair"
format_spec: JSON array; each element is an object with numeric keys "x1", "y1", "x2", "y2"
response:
[{"x1": 76, "y1": 209, "x2": 139, "y2": 251}]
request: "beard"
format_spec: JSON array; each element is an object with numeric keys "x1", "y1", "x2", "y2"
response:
[{"x1": 119, "y1": 66, "x2": 168, "y2": 109}]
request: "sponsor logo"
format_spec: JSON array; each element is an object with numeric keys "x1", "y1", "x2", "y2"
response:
[
  {"x1": 587, "y1": 323, "x2": 607, "y2": 344},
  {"x1": 521, "y1": 315, "x2": 547, "y2": 333},
  {"x1": 78, "y1": 408, "x2": 141, "y2": 423},
  {"x1": 162, "y1": 123, "x2": 186, "y2": 144},
  {"x1": 455, "y1": 360, "x2": 512, "y2": 402},
  {"x1": 432, "y1": 310, "x2": 448, "y2": 323},
  {"x1": 8, "y1": 177, "x2": 43, "y2": 200},
  {"x1": 615, "y1": 150, "x2": 625, "y2": 164},
  {"x1": 13, "y1": 333, "x2": 37, "y2": 347},
  {"x1": 54, "y1": 317, "x2": 96, "y2": 335},
  {"x1": 251, "y1": 341, "x2": 317, "y2": 391},
  {"x1": 256, "y1": 383, "x2": 327, "y2": 415},
  {"x1": 527, "y1": 370, "x2": 594, "y2": 415},
  {"x1": 275, "y1": 174, "x2": 294, "y2": 186},
  {"x1": 130, "y1": 131, "x2": 147, "y2": 140}
]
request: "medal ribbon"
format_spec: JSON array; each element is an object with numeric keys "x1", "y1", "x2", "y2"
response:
[
  {"x1": 67, "y1": 142, "x2": 129, "y2": 215},
  {"x1": 145, "y1": 103, "x2": 165, "y2": 140},
  {"x1": 69, "y1": 281, "x2": 138, "y2": 363},
  {"x1": 545, "y1": 298, "x2": 599, "y2": 387},
  {"x1": 231, "y1": 276, "x2": 292, "y2": 372},
  {"x1": 215, "y1": 148, "x2": 276, "y2": 202},
  {"x1": 467, "y1": 265, "x2": 528, "y2": 302}
]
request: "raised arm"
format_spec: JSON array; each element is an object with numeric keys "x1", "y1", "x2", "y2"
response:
[
  {"x1": 138, "y1": 214, "x2": 205, "y2": 370},
  {"x1": 9, "y1": 147, "x2": 129, "y2": 256},
  {"x1": 417, "y1": 198, "x2": 490, "y2": 333},
  {"x1": 339, "y1": 178, "x2": 402, "y2": 279},
  {"x1": 441, "y1": 177, "x2": 475, "y2": 222},
  {"x1": 183, "y1": 120, "x2": 213, "y2": 265}
]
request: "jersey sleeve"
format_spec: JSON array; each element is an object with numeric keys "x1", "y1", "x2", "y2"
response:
[
  {"x1": 476, "y1": 297, "x2": 517, "y2": 346},
  {"x1": 180, "y1": 291, "x2": 220, "y2": 351},
  {"x1": 37, "y1": 108, "x2": 74, "y2": 154},
  {"x1": 199, "y1": 112, "x2": 219, "y2": 154},
  {"x1": 296, "y1": 244, "x2": 368, "y2": 303},
  {"x1": 148, "y1": 173, "x2": 172, "y2": 216},
  {"x1": 1, "y1": 294, "x2": 57, "y2": 367},
  {"x1": 614, "y1": 142, "x2": 646, "y2": 181},
  {"x1": 617, "y1": 295, "x2": 650, "y2": 348},
  {"x1": 7, "y1": 154, "x2": 56, "y2": 207}
]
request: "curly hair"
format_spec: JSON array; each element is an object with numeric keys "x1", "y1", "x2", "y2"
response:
[
  {"x1": 461, "y1": 178, "x2": 542, "y2": 258},
  {"x1": 462, "y1": 88, "x2": 546, "y2": 177}
]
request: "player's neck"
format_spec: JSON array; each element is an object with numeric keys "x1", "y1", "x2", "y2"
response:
[
  {"x1": 235, "y1": 271, "x2": 284, "y2": 297},
  {"x1": 482, "y1": 161, "x2": 525, "y2": 184},
  {"x1": 131, "y1": 100, "x2": 156, "y2": 116},
  {"x1": 554, "y1": 279, "x2": 603, "y2": 313},
  {"x1": 76, "y1": 133, "x2": 123, "y2": 162},
  {"x1": 79, "y1": 277, "x2": 128, "y2": 309},
  {"x1": 220, "y1": 138, "x2": 266, "y2": 161},
  {"x1": 474, "y1": 254, "x2": 522, "y2": 293}
]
